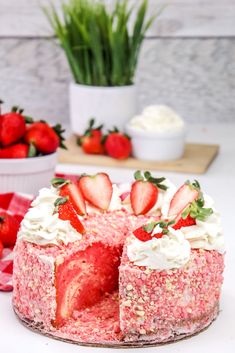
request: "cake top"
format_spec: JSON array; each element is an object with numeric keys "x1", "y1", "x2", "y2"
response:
[{"x1": 17, "y1": 171, "x2": 225, "y2": 270}]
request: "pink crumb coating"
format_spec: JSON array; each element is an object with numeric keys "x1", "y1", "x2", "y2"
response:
[
  {"x1": 12, "y1": 210, "x2": 153, "y2": 331},
  {"x1": 13, "y1": 240, "x2": 56, "y2": 328},
  {"x1": 119, "y1": 246, "x2": 224, "y2": 342}
]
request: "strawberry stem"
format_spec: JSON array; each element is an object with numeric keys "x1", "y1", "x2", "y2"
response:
[
  {"x1": 143, "y1": 220, "x2": 175, "y2": 234},
  {"x1": 134, "y1": 170, "x2": 168, "y2": 191},
  {"x1": 51, "y1": 177, "x2": 70, "y2": 188}
]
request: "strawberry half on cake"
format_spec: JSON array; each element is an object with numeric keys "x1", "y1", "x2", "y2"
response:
[{"x1": 12, "y1": 172, "x2": 225, "y2": 346}]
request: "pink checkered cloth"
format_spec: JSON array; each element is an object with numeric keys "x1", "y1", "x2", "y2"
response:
[{"x1": 0, "y1": 173, "x2": 79, "y2": 292}]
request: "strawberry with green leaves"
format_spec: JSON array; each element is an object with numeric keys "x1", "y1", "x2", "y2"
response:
[
  {"x1": 24, "y1": 122, "x2": 66, "y2": 155},
  {"x1": 103, "y1": 127, "x2": 132, "y2": 160},
  {"x1": 78, "y1": 119, "x2": 104, "y2": 155},
  {"x1": 169, "y1": 180, "x2": 213, "y2": 229},
  {"x1": 0, "y1": 104, "x2": 27, "y2": 147},
  {"x1": 0, "y1": 211, "x2": 21, "y2": 247},
  {"x1": 130, "y1": 170, "x2": 168, "y2": 215},
  {"x1": 54, "y1": 197, "x2": 85, "y2": 234},
  {"x1": 133, "y1": 220, "x2": 175, "y2": 242},
  {"x1": 51, "y1": 177, "x2": 86, "y2": 216}
]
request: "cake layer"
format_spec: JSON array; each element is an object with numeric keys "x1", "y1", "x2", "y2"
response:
[
  {"x1": 55, "y1": 242, "x2": 122, "y2": 327},
  {"x1": 119, "y1": 247, "x2": 224, "y2": 341}
]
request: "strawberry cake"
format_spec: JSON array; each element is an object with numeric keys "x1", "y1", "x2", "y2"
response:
[{"x1": 12, "y1": 171, "x2": 225, "y2": 346}]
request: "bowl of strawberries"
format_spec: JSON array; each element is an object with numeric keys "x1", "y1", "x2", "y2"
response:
[{"x1": 0, "y1": 100, "x2": 66, "y2": 195}]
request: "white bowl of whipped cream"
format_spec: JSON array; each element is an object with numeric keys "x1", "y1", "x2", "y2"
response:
[{"x1": 126, "y1": 105, "x2": 186, "y2": 161}]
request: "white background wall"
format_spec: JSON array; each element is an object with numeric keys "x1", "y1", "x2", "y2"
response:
[{"x1": 0, "y1": 0, "x2": 234, "y2": 124}]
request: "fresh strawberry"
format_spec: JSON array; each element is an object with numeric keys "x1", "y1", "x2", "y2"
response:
[
  {"x1": 78, "y1": 173, "x2": 113, "y2": 210},
  {"x1": 104, "y1": 127, "x2": 132, "y2": 159},
  {"x1": 173, "y1": 214, "x2": 196, "y2": 230},
  {"x1": 0, "y1": 211, "x2": 20, "y2": 247},
  {"x1": 0, "y1": 143, "x2": 29, "y2": 158},
  {"x1": 24, "y1": 122, "x2": 66, "y2": 154},
  {"x1": 0, "y1": 106, "x2": 26, "y2": 146},
  {"x1": 133, "y1": 220, "x2": 175, "y2": 242},
  {"x1": 130, "y1": 171, "x2": 167, "y2": 215},
  {"x1": 55, "y1": 197, "x2": 85, "y2": 234},
  {"x1": 133, "y1": 226, "x2": 152, "y2": 242},
  {"x1": 78, "y1": 119, "x2": 104, "y2": 155},
  {"x1": 172, "y1": 184, "x2": 213, "y2": 225},
  {"x1": 168, "y1": 181, "x2": 200, "y2": 218},
  {"x1": 51, "y1": 177, "x2": 86, "y2": 216},
  {"x1": 0, "y1": 240, "x2": 3, "y2": 258}
]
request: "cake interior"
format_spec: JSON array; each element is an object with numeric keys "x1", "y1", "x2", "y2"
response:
[{"x1": 55, "y1": 242, "x2": 122, "y2": 327}]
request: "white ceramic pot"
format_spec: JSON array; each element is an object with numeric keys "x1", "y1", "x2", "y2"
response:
[
  {"x1": 69, "y1": 83, "x2": 137, "y2": 134},
  {"x1": 126, "y1": 125, "x2": 186, "y2": 161},
  {"x1": 0, "y1": 153, "x2": 57, "y2": 195}
]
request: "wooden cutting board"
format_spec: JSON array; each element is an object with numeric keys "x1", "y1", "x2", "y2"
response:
[{"x1": 59, "y1": 135, "x2": 219, "y2": 174}]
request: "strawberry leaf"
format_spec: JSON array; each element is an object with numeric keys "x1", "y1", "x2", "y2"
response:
[
  {"x1": 143, "y1": 219, "x2": 175, "y2": 234},
  {"x1": 51, "y1": 177, "x2": 70, "y2": 188},
  {"x1": 134, "y1": 170, "x2": 144, "y2": 181},
  {"x1": 143, "y1": 222, "x2": 157, "y2": 233},
  {"x1": 28, "y1": 143, "x2": 37, "y2": 158},
  {"x1": 23, "y1": 115, "x2": 34, "y2": 124},
  {"x1": 54, "y1": 197, "x2": 68, "y2": 211},
  {"x1": 53, "y1": 124, "x2": 67, "y2": 150}
]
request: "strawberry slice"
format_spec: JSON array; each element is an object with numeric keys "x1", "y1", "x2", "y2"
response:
[
  {"x1": 78, "y1": 173, "x2": 113, "y2": 210},
  {"x1": 168, "y1": 182, "x2": 199, "y2": 218},
  {"x1": 173, "y1": 214, "x2": 196, "y2": 230},
  {"x1": 59, "y1": 182, "x2": 86, "y2": 216},
  {"x1": 56, "y1": 198, "x2": 85, "y2": 234},
  {"x1": 130, "y1": 171, "x2": 167, "y2": 216},
  {"x1": 51, "y1": 178, "x2": 86, "y2": 216},
  {"x1": 130, "y1": 181, "x2": 158, "y2": 215}
]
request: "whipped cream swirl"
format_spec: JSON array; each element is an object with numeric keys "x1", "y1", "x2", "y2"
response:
[
  {"x1": 128, "y1": 105, "x2": 185, "y2": 133},
  {"x1": 180, "y1": 194, "x2": 225, "y2": 254},
  {"x1": 127, "y1": 227, "x2": 191, "y2": 271},
  {"x1": 18, "y1": 187, "x2": 82, "y2": 246}
]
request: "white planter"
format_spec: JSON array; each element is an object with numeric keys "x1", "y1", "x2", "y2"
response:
[
  {"x1": 0, "y1": 153, "x2": 57, "y2": 195},
  {"x1": 69, "y1": 83, "x2": 137, "y2": 134}
]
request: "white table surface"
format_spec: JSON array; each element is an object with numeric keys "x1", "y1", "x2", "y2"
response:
[{"x1": 1, "y1": 124, "x2": 235, "y2": 353}]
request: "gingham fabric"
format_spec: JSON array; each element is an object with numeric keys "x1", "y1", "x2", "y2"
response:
[{"x1": 0, "y1": 173, "x2": 79, "y2": 292}]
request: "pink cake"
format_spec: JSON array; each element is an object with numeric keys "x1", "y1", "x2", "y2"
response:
[{"x1": 12, "y1": 172, "x2": 225, "y2": 346}]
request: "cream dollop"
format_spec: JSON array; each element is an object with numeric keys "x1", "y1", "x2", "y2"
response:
[
  {"x1": 180, "y1": 194, "x2": 225, "y2": 254},
  {"x1": 129, "y1": 105, "x2": 185, "y2": 133},
  {"x1": 18, "y1": 187, "x2": 82, "y2": 246},
  {"x1": 127, "y1": 227, "x2": 191, "y2": 270}
]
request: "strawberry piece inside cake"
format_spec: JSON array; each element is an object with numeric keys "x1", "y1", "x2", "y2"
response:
[{"x1": 12, "y1": 172, "x2": 225, "y2": 346}]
